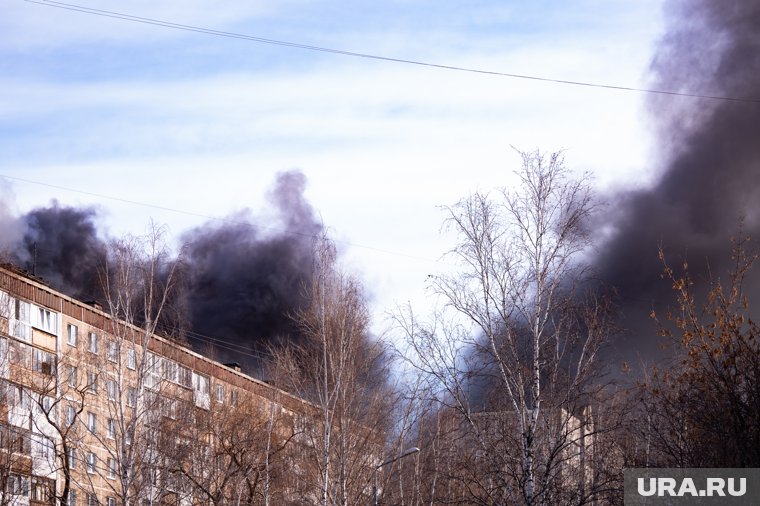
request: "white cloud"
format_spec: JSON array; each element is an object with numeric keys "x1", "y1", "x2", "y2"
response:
[{"x1": 1, "y1": 0, "x2": 666, "y2": 333}]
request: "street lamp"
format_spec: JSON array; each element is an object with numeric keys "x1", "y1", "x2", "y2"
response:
[{"x1": 371, "y1": 447, "x2": 420, "y2": 506}]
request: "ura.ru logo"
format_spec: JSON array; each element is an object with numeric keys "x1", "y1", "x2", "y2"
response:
[{"x1": 637, "y1": 477, "x2": 746, "y2": 498}]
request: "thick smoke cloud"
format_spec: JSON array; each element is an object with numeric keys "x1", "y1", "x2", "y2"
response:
[
  {"x1": 0, "y1": 171, "x2": 321, "y2": 373},
  {"x1": 597, "y1": 0, "x2": 760, "y2": 359},
  {"x1": 181, "y1": 170, "x2": 322, "y2": 367},
  {"x1": 13, "y1": 202, "x2": 106, "y2": 301}
]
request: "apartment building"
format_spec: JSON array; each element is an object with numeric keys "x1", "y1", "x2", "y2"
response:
[{"x1": 0, "y1": 265, "x2": 335, "y2": 505}]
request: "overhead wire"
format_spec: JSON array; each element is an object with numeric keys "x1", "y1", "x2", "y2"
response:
[
  {"x1": 22, "y1": 0, "x2": 760, "y2": 104},
  {"x1": 0, "y1": 174, "x2": 437, "y2": 264}
]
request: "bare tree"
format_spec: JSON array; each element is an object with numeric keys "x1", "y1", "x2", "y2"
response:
[
  {"x1": 274, "y1": 233, "x2": 390, "y2": 506},
  {"x1": 0, "y1": 333, "x2": 40, "y2": 506},
  {"x1": 396, "y1": 150, "x2": 616, "y2": 505},
  {"x1": 94, "y1": 225, "x2": 182, "y2": 505},
  {"x1": 0, "y1": 288, "x2": 90, "y2": 506},
  {"x1": 161, "y1": 391, "x2": 295, "y2": 506}
]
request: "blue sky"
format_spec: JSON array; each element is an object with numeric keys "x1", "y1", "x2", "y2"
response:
[{"x1": 1, "y1": 0, "x2": 665, "y2": 333}]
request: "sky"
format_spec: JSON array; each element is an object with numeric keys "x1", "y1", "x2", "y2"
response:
[{"x1": 1, "y1": 0, "x2": 666, "y2": 337}]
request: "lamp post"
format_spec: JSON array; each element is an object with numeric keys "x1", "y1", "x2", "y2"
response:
[{"x1": 371, "y1": 447, "x2": 420, "y2": 506}]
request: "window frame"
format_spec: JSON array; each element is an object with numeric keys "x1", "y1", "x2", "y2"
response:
[
  {"x1": 86, "y1": 412, "x2": 97, "y2": 434},
  {"x1": 87, "y1": 371, "x2": 98, "y2": 394},
  {"x1": 88, "y1": 332, "x2": 98, "y2": 354},
  {"x1": 67, "y1": 365, "x2": 78, "y2": 388},
  {"x1": 126, "y1": 349, "x2": 136, "y2": 370},
  {"x1": 67, "y1": 324, "x2": 78, "y2": 346},
  {"x1": 126, "y1": 386, "x2": 136, "y2": 408},
  {"x1": 68, "y1": 447, "x2": 77, "y2": 469},
  {"x1": 66, "y1": 404, "x2": 77, "y2": 426},
  {"x1": 86, "y1": 452, "x2": 96, "y2": 474},
  {"x1": 106, "y1": 379, "x2": 116, "y2": 401},
  {"x1": 107, "y1": 457, "x2": 117, "y2": 479},
  {"x1": 107, "y1": 341, "x2": 118, "y2": 362}
]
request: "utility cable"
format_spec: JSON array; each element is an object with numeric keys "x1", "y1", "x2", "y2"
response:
[
  {"x1": 22, "y1": 0, "x2": 760, "y2": 104},
  {"x1": 0, "y1": 173, "x2": 437, "y2": 263}
]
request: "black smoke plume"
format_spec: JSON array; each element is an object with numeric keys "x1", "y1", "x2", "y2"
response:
[
  {"x1": 14, "y1": 202, "x2": 106, "y2": 301},
  {"x1": 181, "y1": 170, "x2": 322, "y2": 369},
  {"x1": 1, "y1": 171, "x2": 323, "y2": 373},
  {"x1": 596, "y1": 0, "x2": 760, "y2": 360}
]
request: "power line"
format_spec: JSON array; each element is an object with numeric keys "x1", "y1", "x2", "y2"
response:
[
  {"x1": 23, "y1": 0, "x2": 760, "y2": 104},
  {"x1": 0, "y1": 174, "x2": 437, "y2": 263}
]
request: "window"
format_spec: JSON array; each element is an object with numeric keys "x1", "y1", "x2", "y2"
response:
[
  {"x1": 41, "y1": 395, "x2": 54, "y2": 415},
  {"x1": 86, "y1": 452, "x2": 96, "y2": 473},
  {"x1": 88, "y1": 332, "x2": 98, "y2": 354},
  {"x1": 144, "y1": 392, "x2": 160, "y2": 422},
  {"x1": 106, "y1": 498, "x2": 116, "y2": 506},
  {"x1": 9, "y1": 340, "x2": 31, "y2": 368},
  {"x1": 193, "y1": 372, "x2": 210, "y2": 409},
  {"x1": 126, "y1": 349, "x2": 136, "y2": 370},
  {"x1": 12, "y1": 299, "x2": 31, "y2": 341},
  {"x1": 34, "y1": 435, "x2": 53, "y2": 461},
  {"x1": 15, "y1": 299, "x2": 30, "y2": 322},
  {"x1": 31, "y1": 477, "x2": 53, "y2": 502},
  {"x1": 215, "y1": 384, "x2": 224, "y2": 404},
  {"x1": 162, "y1": 359, "x2": 177, "y2": 383},
  {"x1": 7, "y1": 428, "x2": 31, "y2": 455},
  {"x1": 194, "y1": 373, "x2": 210, "y2": 394},
  {"x1": 230, "y1": 390, "x2": 238, "y2": 407},
  {"x1": 86, "y1": 493, "x2": 100, "y2": 506},
  {"x1": 20, "y1": 432, "x2": 33, "y2": 455},
  {"x1": 8, "y1": 474, "x2": 30, "y2": 496},
  {"x1": 67, "y1": 366, "x2": 78, "y2": 388},
  {"x1": 178, "y1": 365, "x2": 193, "y2": 388},
  {"x1": 68, "y1": 490, "x2": 78, "y2": 506},
  {"x1": 34, "y1": 306, "x2": 57, "y2": 334},
  {"x1": 107, "y1": 458, "x2": 116, "y2": 479},
  {"x1": 68, "y1": 447, "x2": 77, "y2": 469},
  {"x1": 107, "y1": 418, "x2": 116, "y2": 439},
  {"x1": 106, "y1": 379, "x2": 116, "y2": 401},
  {"x1": 161, "y1": 397, "x2": 176, "y2": 419},
  {"x1": 126, "y1": 386, "x2": 136, "y2": 408},
  {"x1": 7, "y1": 383, "x2": 30, "y2": 410},
  {"x1": 107, "y1": 341, "x2": 118, "y2": 362},
  {"x1": 32, "y1": 348, "x2": 55, "y2": 375},
  {"x1": 145, "y1": 352, "x2": 161, "y2": 389},
  {"x1": 87, "y1": 372, "x2": 98, "y2": 394},
  {"x1": 67, "y1": 324, "x2": 78, "y2": 346},
  {"x1": 66, "y1": 405, "x2": 76, "y2": 426},
  {"x1": 86, "y1": 412, "x2": 97, "y2": 434}
]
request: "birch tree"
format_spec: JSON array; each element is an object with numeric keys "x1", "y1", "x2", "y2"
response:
[
  {"x1": 95, "y1": 225, "x2": 182, "y2": 505},
  {"x1": 397, "y1": 150, "x2": 614, "y2": 505},
  {"x1": 275, "y1": 233, "x2": 390, "y2": 506}
]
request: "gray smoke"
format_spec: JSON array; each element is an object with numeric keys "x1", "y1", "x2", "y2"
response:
[
  {"x1": 596, "y1": 0, "x2": 760, "y2": 360},
  {"x1": 180, "y1": 170, "x2": 322, "y2": 368}
]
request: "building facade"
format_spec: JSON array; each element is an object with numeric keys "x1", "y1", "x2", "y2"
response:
[{"x1": 0, "y1": 265, "x2": 337, "y2": 505}]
